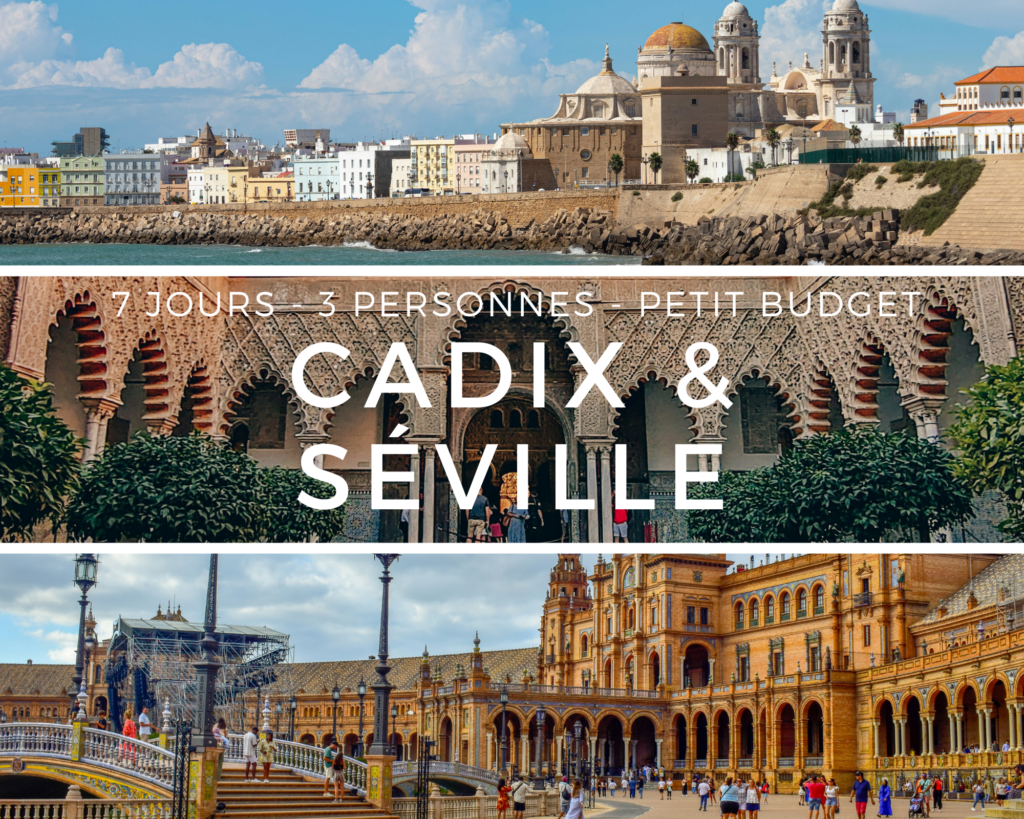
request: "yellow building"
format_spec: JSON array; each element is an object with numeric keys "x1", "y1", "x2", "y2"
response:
[
  {"x1": 411, "y1": 138, "x2": 455, "y2": 193},
  {"x1": 203, "y1": 164, "x2": 232, "y2": 205},
  {"x1": 37, "y1": 167, "x2": 62, "y2": 207},
  {"x1": 0, "y1": 166, "x2": 41, "y2": 207},
  {"x1": 243, "y1": 172, "x2": 294, "y2": 203}
]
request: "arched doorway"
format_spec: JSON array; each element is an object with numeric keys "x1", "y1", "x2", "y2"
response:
[
  {"x1": 648, "y1": 651, "x2": 661, "y2": 690},
  {"x1": 343, "y1": 732, "x2": 358, "y2": 757},
  {"x1": 806, "y1": 702, "x2": 824, "y2": 757},
  {"x1": 439, "y1": 716, "x2": 454, "y2": 762},
  {"x1": 298, "y1": 733, "x2": 316, "y2": 746},
  {"x1": 778, "y1": 704, "x2": 796, "y2": 760},
  {"x1": 991, "y1": 680, "x2": 1010, "y2": 749},
  {"x1": 674, "y1": 714, "x2": 687, "y2": 765},
  {"x1": 598, "y1": 714, "x2": 624, "y2": 775},
  {"x1": 226, "y1": 373, "x2": 302, "y2": 467},
  {"x1": 684, "y1": 644, "x2": 710, "y2": 688},
  {"x1": 461, "y1": 400, "x2": 565, "y2": 541},
  {"x1": 906, "y1": 697, "x2": 923, "y2": 755},
  {"x1": 695, "y1": 712, "x2": 709, "y2": 762},
  {"x1": 963, "y1": 687, "x2": 980, "y2": 748},
  {"x1": 492, "y1": 712, "x2": 522, "y2": 771},
  {"x1": 714, "y1": 711, "x2": 730, "y2": 764},
  {"x1": 452, "y1": 304, "x2": 575, "y2": 542},
  {"x1": 933, "y1": 692, "x2": 950, "y2": 753},
  {"x1": 879, "y1": 700, "x2": 896, "y2": 756},
  {"x1": 630, "y1": 716, "x2": 657, "y2": 769},
  {"x1": 738, "y1": 709, "x2": 754, "y2": 760}
]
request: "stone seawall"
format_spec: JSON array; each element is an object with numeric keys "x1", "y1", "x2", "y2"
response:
[{"x1": 0, "y1": 189, "x2": 619, "y2": 231}]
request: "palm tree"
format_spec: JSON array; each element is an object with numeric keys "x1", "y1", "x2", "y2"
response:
[
  {"x1": 649, "y1": 152, "x2": 663, "y2": 184},
  {"x1": 849, "y1": 124, "x2": 863, "y2": 148},
  {"x1": 685, "y1": 158, "x2": 700, "y2": 184},
  {"x1": 725, "y1": 132, "x2": 741, "y2": 181},
  {"x1": 608, "y1": 153, "x2": 624, "y2": 186},
  {"x1": 893, "y1": 122, "x2": 905, "y2": 156},
  {"x1": 765, "y1": 127, "x2": 782, "y2": 166}
]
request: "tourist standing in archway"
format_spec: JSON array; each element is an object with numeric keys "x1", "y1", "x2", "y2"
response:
[{"x1": 611, "y1": 491, "x2": 629, "y2": 543}]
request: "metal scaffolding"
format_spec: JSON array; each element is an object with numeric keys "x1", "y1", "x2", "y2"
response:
[{"x1": 105, "y1": 615, "x2": 293, "y2": 733}]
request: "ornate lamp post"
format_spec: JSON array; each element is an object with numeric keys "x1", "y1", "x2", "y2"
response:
[
  {"x1": 533, "y1": 707, "x2": 546, "y2": 788},
  {"x1": 642, "y1": 154, "x2": 650, "y2": 185},
  {"x1": 391, "y1": 704, "x2": 399, "y2": 757},
  {"x1": 274, "y1": 701, "x2": 282, "y2": 733},
  {"x1": 356, "y1": 678, "x2": 367, "y2": 756},
  {"x1": 368, "y1": 554, "x2": 399, "y2": 757},
  {"x1": 1008, "y1": 117, "x2": 1016, "y2": 154},
  {"x1": 573, "y1": 720, "x2": 583, "y2": 780},
  {"x1": 366, "y1": 171, "x2": 374, "y2": 200},
  {"x1": 72, "y1": 555, "x2": 98, "y2": 718},
  {"x1": 457, "y1": 173, "x2": 461, "y2": 194},
  {"x1": 288, "y1": 695, "x2": 297, "y2": 741},
  {"x1": 499, "y1": 684, "x2": 509, "y2": 772},
  {"x1": 332, "y1": 683, "x2": 340, "y2": 743},
  {"x1": 192, "y1": 556, "x2": 222, "y2": 749}
]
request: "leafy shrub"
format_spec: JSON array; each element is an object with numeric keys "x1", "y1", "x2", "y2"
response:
[
  {"x1": 632, "y1": 191, "x2": 640, "y2": 197},
  {"x1": 897, "y1": 172, "x2": 915, "y2": 183},
  {"x1": 875, "y1": 175, "x2": 888, "y2": 187},
  {"x1": 840, "y1": 182, "x2": 854, "y2": 199},
  {"x1": 845, "y1": 163, "x2": 879, "y2": 183},
  {"x1": 699, "y1": 177, "x2": 714, "y2": 184},
  {"x1": 0, "y1": 365, "x2": 82, "y2": 541},
  {"x1": 671, "y1": 192, "x2": 683, "y2": 202},
  {"x1": 900, "y1": 157, "x2": 984, "y2": 235}
]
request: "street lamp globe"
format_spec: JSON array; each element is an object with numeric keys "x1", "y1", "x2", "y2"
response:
[
  {"x1": 84, "y1": 630, "x2": 96, "y2": 653},
  {"x1": 500, "y1": 686, "x2": 509, "y2": 706},
  {"x1": 332, "y1": 685, "x2": 341, "y2": 703},
  {"x1": 289, "y1": 695, "x2": 297, "y2": 712},
  {"x1": 358, "y1": 679, "x2": 367, "y2": 698},
  {"x1": 74, "y1": 554, "x2": 99, "y2": 594},
  {"x1": 391, "y1": 704, "x2": 398, "y2": 719},
  {"x1": 274, "y1": 701, "x2": 283, "y2": 718},
  {"x1": 573, "y1": 720, "x2": 582, "y2": 740}
]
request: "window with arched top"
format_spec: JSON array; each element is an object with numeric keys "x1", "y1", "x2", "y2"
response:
[
  {"x1": 1015, "y1": 88, "x2": 1023, "y2": 103},
  {"x1": 840, "y1": 44, "x2": 848, "y2": 65},
  {"x1": 781, "y1": 592, "x2": 791, "y2": 619},
  {"x1": 750, "y1": 598, "x2": 760, "y2": 625},
  {"x1": 829, "y1": 42, "x2": 835, "y2": 64},
  {"x1": 798, "y1": 588, "x2": 808, "y2": 615},
  {"x1": 624, "y1": 567, "x2": 635, "y2": 588},
  {"x1": 742, "y1": 48, "x2": 750, "y2": 70},
  {"x1": 628, "y1": 607, "x2": 635, "y2": 630},
  {"x1": 1002, "y1": 87, "x2": 1011, "y2": 101},
  {"x1": 765, "y1": 596, "x2": 775, "y2": 622},
  {"x1": 735, "y1": 602, "x2": 745, "y2": 629},
  {"x1": 581, "y1": 634, "x2": 588, "y2": 656},
  {"x1": 852, "y1": 41, "x2": 861, "y2": 64},
  {"x1": 509, "y1": 409, "x2": 523, "y2": 428},
  {"x1": 814, "y1": 585, "x2": 825, "y2": 612},
  {"x1": 527, "y1": 409, "x2": 540, "y2": 428},
  {"x1": 490, "y1": 410, "x2": 504, "y2": 428}
]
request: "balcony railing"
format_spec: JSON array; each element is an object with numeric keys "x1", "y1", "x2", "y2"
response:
[
  {"x1": 778, "y1": 757, "x2": 795, "y2": 768},
  {"x1": 683, "y1": 624, "x2": 713, "y2": 634},
  {"x1": 545, "y1": 654, "x2": 555, "y2": 664},
  {"x1": 738, "y1": 759, "x2": 753, "y2": 768},
  {"x1": 694, "y1": 760, "x2": 707, "y2": 769},
  {"x1": 781, "y1": 612, "x2": 791, "y2": 622},
  {"x1": 749, "y1": 617, "x2": 759, "y2": 627},
  {"x1": 735, "y1": 622, "x2": 744, "y2": 631},
  {"x1": 805, "y1": 756, "x2": 824, "y2": 767},
  {"x1": 765, "y1": 616, "x2": 774, "y2": 625},
  {"x1": 714, "y1": 759, "x2": 729, "y2": 768},
  {"x1": 854, "y1": 592, "x2": 873, "y2": 607},
  {"x1": 797, "y1": 609, "x2": 808, "y2": 619},
  {"x1": 814, "y1": 606, "x2": 825, "y2": 616}
]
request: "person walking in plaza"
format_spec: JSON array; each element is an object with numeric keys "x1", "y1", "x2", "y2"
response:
[
  {"x1": 637, "y1": 772, "x2": 644, "y2": 798},
  {"x1": 667, "y1": 775, "x2": 674, "y2": 800},
  {"x1": 496, "y1": 778, "x2": 512, "y2": 819},
  {"x1": 972, "y1": 780, "x2": 986, "y2": 810},
  {"x1": 698, "y1": 777, "x2": 711, "y2": 811},
  {"x1": 761, "y1": 781, "x2": 769, "y2": 804},
  {"x1": 326, "y1": 739, "x2": 345, "y2": 802},
  {"x1": 466, "y1": 487, "x2": 490, "y2": 543},
  {"x1": 878, "y1": 778, "x2": 892, "y2": 818},
  {"x1": 610, "y1": 491, "x2": 628, "y2": 543},
  {"x1": 258, "y1": 730, "x2": 277, "y2": 783},
  {"x1": 798, "y1": 778, "x2": 807, "y2": 807},
  {"x1": 608, "y1": 777, "x2": 616, "y2": 797},
  {"x1": 119, "y1": 708, "x2": 137, "y2": 764},
  {"x1": 628, "y1": 772, "x2": 636, "y2": 798},
  {"x1": 323, "y1": 739, "x2": 337, "y2": 798},
  {"x1": 806, "y1": 774, "x2": 826, "y2": 819},
  {"x1": 744, "y1": 778, "x2": 761, "y2": 819},
  {"x1": 933, "y1": 776, "x2": 943, "y2": 812},
  {"x1": 849, "y1": 771, "x2": 874, "y2": 819},
  {"x1": 557, "y1": 776, "x2": 572, "y2": 819},
  {"x1": 921, "y1": 773, "x2": 934, "y2": 816},
  {"x1": 719, "y1": 777, "x2": 741, "y2": 819},
  {"x1": 621, "y1": 774, "x2": 628, "y2": 796},
  {"x1": 138, "y1": 706, "x2": 152, "y2": 743},
  {"x1": 511, "y1": 775, "x2": 529, "y2": 819},
  {"x1": 658, "y1": 776, "x2": 665, "y2": 800},
  {"x1": 564, "y1": 780, "x2": 584, "y2": 819},
  {"x1": 213, "y1": 717, "x2": 230, "y2": 781},
  {"x1": 824, "y1": 778, "x2": 839, "y2": 819},
  {"x1": 506, "y1": 503, "x2": 528, "y2": 543},
  {"x1": 243, "y1": 725, "x2": 259, "y2": 781}
]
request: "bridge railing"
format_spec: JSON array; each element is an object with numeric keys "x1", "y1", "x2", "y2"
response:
[
  {"x1": 0, "y1": 800, "x2": 173, "y2": 819},
  {"x1": 392, "y1": 760, "x2": 499, "y2": 786},
  {"x1": 80, "y1": 728, "x2": 175, "y2": 790},
  {"x1": 392, "y1": 787, "x2": 555, "y2": 819},
  {"x1": 211, "y1": 734, "x2": 368, "y2": 795},
  {"x1": 0, "y1": 724, "x2": 74, "y2": 758}
]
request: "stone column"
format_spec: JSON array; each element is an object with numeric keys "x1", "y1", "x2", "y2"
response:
[
  {"x1": 948, "y1": 714, "x2": 956, "y2": 753},
  {"x1": 955, "y1": 714, "x2": 964, "y2": 751},
  {"x1": 422, "y1": 446, "x2": 436, "y2": 544},
  {"x1": 521, "y1": 735, "x2": 530, "y2": 775},
  {"x1": 708, "y1": 658, "x2": 716, "y2": 686},
  {"x1": 872, "y1": 721, "x2": 880, "y2": 757},
  {"x1": 1008, "y1": 708, "x2": 1017, "y2": 754},
  {"x1": 899, "y1": 719, "x2": 907, "y2": 757},
  {"x1": 407, "y1": 447, "x2": 422, "y2": 544},
  {"x1": 585, "y1": 445, "x2": 599, "y2": 543},
  {"x1": 623, "y1": 738, "x2": 629, "y2": 773},
  {"x1": 985, "y1": 709, "x2": 994, "y2": 751},
  {"x1": 82, "y1": 400, "x2": 117, "y2": 462},
  {"x1": 655, "y1": 738, "x2": 662, "y2": 768},
  {"x1": 631, "y1": 739, "x2": 638, "y2": 772},
  {"x1": 487, "y1": 732, "x2": 493, "y2": 770},
  {"x1": 557, "y1": 735, "x2": 563, "y2": 775},
  {"x1": 365, "y1": 752, "x2": 395, "y2": 813},
  {"x1": 977, "y1": 710, "x2": 987, "y2": 751},
  {"x1": 925, "y1": 717, "x2": 933, "y2": 755},
  {"x1": 1016, "y1": 704, "x2": 1024, "y2": 751},
  {"x1": 904, "y1": 398, "x2": 942, "y2": 444},
  {"x1": 599, "y1": 446, "x2": 612, "y2": 544}
]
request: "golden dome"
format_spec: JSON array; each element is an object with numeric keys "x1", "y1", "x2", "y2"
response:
[{"x1": 643, "y1": 22, "x2": 711, "y2": 52}]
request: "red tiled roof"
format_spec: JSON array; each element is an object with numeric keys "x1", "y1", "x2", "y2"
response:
[
  {"x1": 906, "y1": 108, "x2": 1024, "y2": 129},
  {"x1": 956, "y1": 67, "x2": 1024, "y2": 86},
  {"x1": 810, "y1": 118, "x2": 848, "y2": 133}
]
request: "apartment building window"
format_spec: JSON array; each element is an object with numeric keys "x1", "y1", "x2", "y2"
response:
[
  {"x1": 863, "y1": 625, "x2": 871, "y2": 647},
  {"x1": 738, "y1": 656, "x2": 749, "y2": 682},
  {"x1": 580, "y1": 127, "x2": 590, "y2": 136},
  {"x1": 692, "y1": 124, "x2": 699, "y2": 137},
  {"x1": 686, "y1": 606, "x2": 696, "y2": 625},
  {"x1": 691, "y1": 98, "x2": 698, "y2": 105},
  {"x1": 700, "y1": 607, "x2": 709, "y2": 626}
]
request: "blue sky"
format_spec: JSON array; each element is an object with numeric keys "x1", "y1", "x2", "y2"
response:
[
  {"x1": 0, "y1": 552, "x2": 772, "y2": 665},
  {"x1": 1, "y1": 0, "x2": 1022, "y2": 155}
]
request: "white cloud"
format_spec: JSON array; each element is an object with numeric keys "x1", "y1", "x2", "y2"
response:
[
  {"x1": 27, "y1": 628, "x2": 78, "y2": 663},
  {"x1": 298, "y1": 0, "x2": 597, "y2": 130},
  {"x1": 0, "y1": 2, "x2": 72, "y2": 68},
  {"x1": 983, "y1": 31, "x2": 1024, "y2": 67},
  {"x1": 5, "y1": 43, "x2": 263, "y2": 90},
  {"x1": 760, "y1": 0, "x2": 829, "y2": 80}
]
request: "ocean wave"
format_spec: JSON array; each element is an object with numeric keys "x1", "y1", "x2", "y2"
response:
[
  {"x1": 565, "y1": 245, "x2": 588, "y2": 255},
  {"x1": 342, "y1": 241, "x2": 399, "y2": 253}
]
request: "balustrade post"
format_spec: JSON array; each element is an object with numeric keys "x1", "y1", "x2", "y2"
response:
[
  {"x1": 430, "y1": 784, "x2": 442, "y2": 819},
  {"x1": 476, "y1": 785, "x2": 487, "y2": 819},
  {"x1": 65, "y1": 784, "x2": 84, "y2": 819}
]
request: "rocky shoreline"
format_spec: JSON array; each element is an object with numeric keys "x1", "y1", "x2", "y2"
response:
[{"x1": 2, "y1": 207, "x2": 1021, "y2": 265}]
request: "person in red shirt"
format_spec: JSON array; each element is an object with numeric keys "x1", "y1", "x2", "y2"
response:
[
  {"x1": 611, "y1": 490, "x2": 628, "y2": 542},
  {"x1": 806, "y1": 775, "x2": 827, "y2": 819}
]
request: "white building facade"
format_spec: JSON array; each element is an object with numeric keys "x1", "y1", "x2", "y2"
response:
[
  {"x1": 294, "y1": 155, "x2": 341, "y2": 201},
  {"x1": 103, "y1": 152, "x2": 174, "y2": 206}
]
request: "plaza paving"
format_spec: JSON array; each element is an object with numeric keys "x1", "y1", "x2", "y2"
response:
[{"x1": 586, "y1": 792, "x2": 992, "y2": 819}]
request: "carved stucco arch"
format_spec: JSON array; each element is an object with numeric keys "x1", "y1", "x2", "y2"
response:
[
  {"x1": 626, "y1": 710, "x2": 663, "y2": 733},
  {"x1": 692, "y1": 359, "x2": 805, "y2": 442},
  {"x1": 219, "y1": 364, "x2": 322, "y2": 438}
]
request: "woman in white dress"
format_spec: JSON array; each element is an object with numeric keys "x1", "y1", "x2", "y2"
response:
[{"x1": 564, "y1": 781, "x2": 585, "y2": 819}]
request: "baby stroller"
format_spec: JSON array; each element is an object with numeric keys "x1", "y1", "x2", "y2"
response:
[{"x1": 908, "y1": 793, "x2": 925, "y2": 818}]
